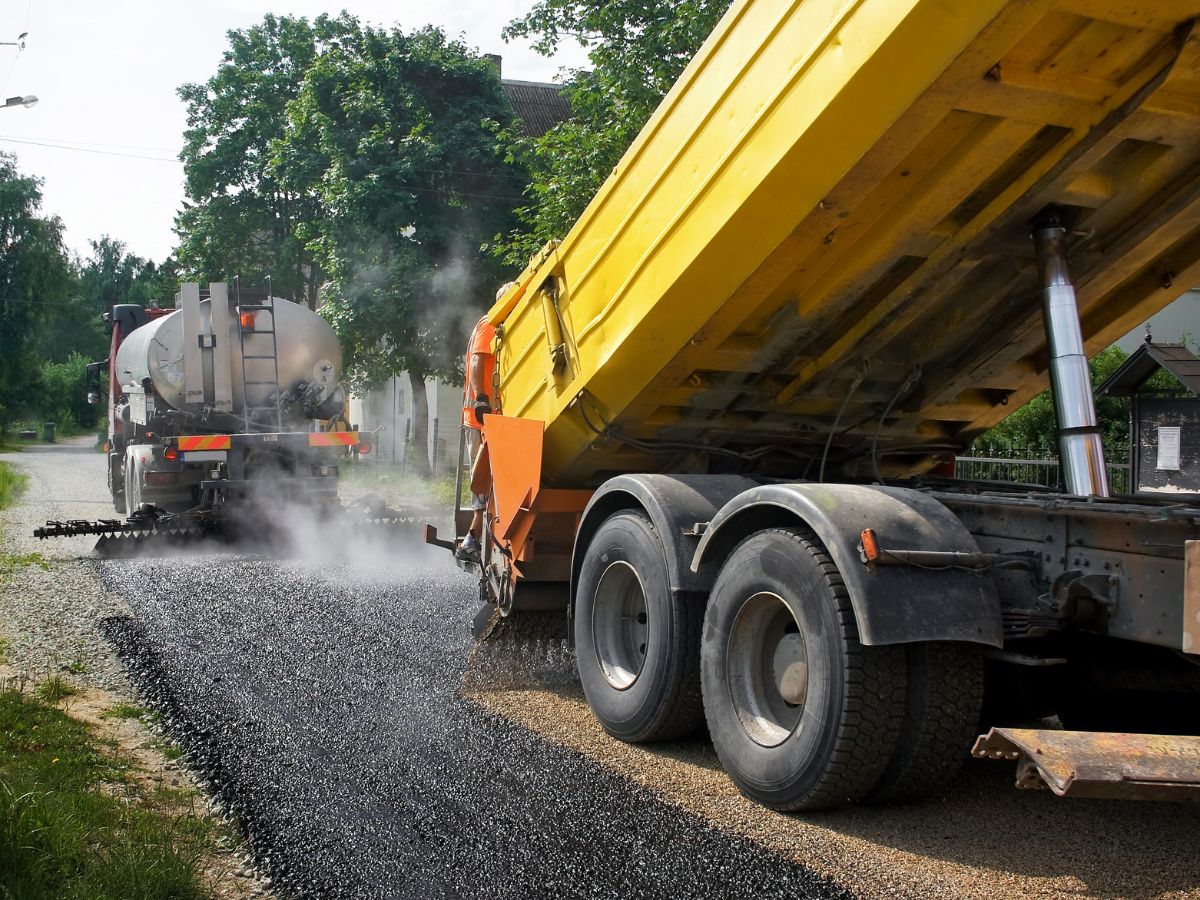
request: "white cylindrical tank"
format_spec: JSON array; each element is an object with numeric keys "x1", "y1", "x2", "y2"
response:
[{"x1": 114, "y1": 298, "x2": 342, "y2": 413}]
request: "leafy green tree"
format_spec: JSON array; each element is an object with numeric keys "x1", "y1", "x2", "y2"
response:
[
  {"x1": 176, "y1": 14, "x2": 358, "y2": 308},
  {"x1": 35, "y1": 354, "x2": 96, "y2": 429},
  {"x1": 35, "y1": 237, "x2": 173, "y2": 367},
  {"x1": 281, "y1": 25, "x2": 521, "y2": 474},
  {"x1": 496, "y1": 0, "x2": 732, "y2": 266},
  {"x1": 976, "y1": 346, "x2": 1131, "y2": 451},
  {"x1": 0, "y1": 154, "x2": 72, "y2": 433}
]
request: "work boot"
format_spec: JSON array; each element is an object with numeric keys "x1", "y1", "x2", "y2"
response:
[{"x1": 456, "y1": 532, "x2": 480, "y2": 562}]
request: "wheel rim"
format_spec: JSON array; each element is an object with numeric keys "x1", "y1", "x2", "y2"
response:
[
  {"x1": 591, "y1": 560, "x2": 649, "y2": 690},
  {"x1": 726, "y1": 591, "x2": 808, "y2": 747}
]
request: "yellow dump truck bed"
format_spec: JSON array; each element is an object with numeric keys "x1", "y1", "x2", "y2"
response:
[{"x1": 490, "y1": 0, "x2": 1200, "y2": 487}]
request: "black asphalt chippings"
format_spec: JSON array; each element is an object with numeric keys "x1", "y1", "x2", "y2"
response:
[{"x1": 100, "y1": 554, "x2": 850, "y2": 900}]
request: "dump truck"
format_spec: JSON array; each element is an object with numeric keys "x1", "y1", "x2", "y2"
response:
[
  {"x1": 36, "y1": 283, "x2": 362, "y2": 553},
  {"x1": 427, "y1": 0, "x2": 1200, "y2": 810}
]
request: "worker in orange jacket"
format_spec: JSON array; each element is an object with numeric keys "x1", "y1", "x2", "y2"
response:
[{"x1": 456, "y1": 313, "x2": 496, "y2": 561}]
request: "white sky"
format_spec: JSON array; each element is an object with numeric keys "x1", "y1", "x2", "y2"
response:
[{"x1": 0, "y1": 0, "x2": 587, "y2": 264}]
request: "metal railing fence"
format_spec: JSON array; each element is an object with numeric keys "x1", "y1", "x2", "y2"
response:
[{"x1": 954, "y1": 444, "x2": 1130, "y2": 494}]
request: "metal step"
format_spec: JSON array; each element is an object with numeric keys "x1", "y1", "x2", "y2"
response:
[{"x1": 973, "y1": 727, "x2": 1200, "y2": 801}]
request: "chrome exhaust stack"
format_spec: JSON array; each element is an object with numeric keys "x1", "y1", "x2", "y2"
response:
[{"x1": 1031, "y1": 215, "x2": 1109, "y2": 497}]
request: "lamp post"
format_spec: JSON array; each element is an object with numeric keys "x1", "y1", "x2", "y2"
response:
[{"x1": 2, "y1": 95, "x2": 37, "y2": 109}]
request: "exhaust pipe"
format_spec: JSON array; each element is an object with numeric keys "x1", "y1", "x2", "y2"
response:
[{"x1": 1032, "y1": 216, "x2": 1109, "y2": 497}]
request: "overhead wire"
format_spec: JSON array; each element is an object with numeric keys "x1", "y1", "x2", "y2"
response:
[{"x1": 0, "y1": 135, "x2": 180, "y2": 163}]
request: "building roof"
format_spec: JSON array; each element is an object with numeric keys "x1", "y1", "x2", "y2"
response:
[
  {"x1": 501, "y1": 79, "x2": 572, "y2": 138},
  {"x1": 1098, "y1": 341, "x2": 1200, "y2": 396}
]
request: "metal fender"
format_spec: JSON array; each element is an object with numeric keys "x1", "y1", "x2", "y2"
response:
[
  {"x1": 691, "y1": 483, "x2": 1002, "y2": 647},
  {"x1": 570, "y1": 473, "x2": 758, "y2": 610}
]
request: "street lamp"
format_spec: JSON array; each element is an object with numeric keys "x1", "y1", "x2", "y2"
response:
[{"x1": 3, "y1": 95, "x2": 37, "y2": 109}]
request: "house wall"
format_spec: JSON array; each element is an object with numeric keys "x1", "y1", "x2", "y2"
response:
[{"x1": 349, "y1": 374, "x2": 462, "y2": 475}]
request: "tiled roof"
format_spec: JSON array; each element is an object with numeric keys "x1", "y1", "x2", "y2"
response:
[
  {"x1": 1098, "y1": 342, "x2": 1200, "y2": 396},
  {"x1": 501, "y1": 79, "x2": 572, "y2": 138}
]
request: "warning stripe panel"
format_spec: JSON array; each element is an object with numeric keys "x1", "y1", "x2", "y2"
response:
[
  {"x1": 177, "y1": 435, "x2": 232, "y2": 451},
  {"x1": 308, "y1": 431, "x2": 359, "y2": 447}
]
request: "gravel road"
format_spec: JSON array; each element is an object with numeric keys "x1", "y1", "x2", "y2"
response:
[
  {"x1": 5, "y1": 441, "x2": 1200, "y2": 899},
  {"x1": 0, "y1": 439, "x2": 132, "y2": 691}
]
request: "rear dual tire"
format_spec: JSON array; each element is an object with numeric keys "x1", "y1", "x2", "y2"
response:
[
  {"x1": 574, "y1": 512, "x2": 704, "y2": 742},
  {"x1": 575, "y1": 519, "x2": 984, "y2": 809},
  {"x1": 701, "y1": 528, "x2": 907, "y2": 810}
]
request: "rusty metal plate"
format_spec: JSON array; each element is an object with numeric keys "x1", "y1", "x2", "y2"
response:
[
  {"x1": 1185, "y1": 541, "x2": 1200, "y2": 655},
  {"x1": 973, "y1": 728, "x2": 1200, "y2": 801}
]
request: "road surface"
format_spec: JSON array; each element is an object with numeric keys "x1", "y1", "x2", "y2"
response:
[{"x1": 4, "y1": 439, "x2": 1199, "y2": 899}]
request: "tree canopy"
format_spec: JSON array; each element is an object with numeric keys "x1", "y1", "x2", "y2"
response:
[
  {"x1": 176, "y1": 14, "x2": 359, "y2": 308},
  {"x1": 0, "y1": 155, "x2": 73, "y2": 431},
  {"x1": 281, "y1": 24, "x2": 519, "y2": 390}
]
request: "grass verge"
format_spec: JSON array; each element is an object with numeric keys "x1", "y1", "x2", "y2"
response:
[
  {"x1": 340, "y1": 460, "x2": 457, "y2": 508},
  {"x1": 0, "y1": 687, "x2": 215, "y2": 899},
  {"x1": 0, "y1": 461, "x2": 45, "y2": 581},
  {"x1": 0, "y1": 462, "x2": 26, "y2": 510}
]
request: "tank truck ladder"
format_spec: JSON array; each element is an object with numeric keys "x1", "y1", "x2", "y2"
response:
[{"x1": 238, "y1": 286, "x2": 283, "y2": 432}]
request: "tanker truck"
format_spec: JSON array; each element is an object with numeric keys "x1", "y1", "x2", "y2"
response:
[
  {"x1": 428, "y1": 0, "x2": 1200, "y2": 810},
  {"x1": 39, "y1": 282, "x2": 361, "y2": 553}
]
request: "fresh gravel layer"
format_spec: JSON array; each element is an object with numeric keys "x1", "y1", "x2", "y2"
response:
[
  {"x1": 100, "y1": 555, "x2": 846, "y2": 900},
  {"x1": 468, "y1": 687, "x2": 1200, "y2": 899},
  {"x1": 0, "y1": 441, "x2": 132, "y2": 691}
]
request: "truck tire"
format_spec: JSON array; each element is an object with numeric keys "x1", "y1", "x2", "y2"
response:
[
  {"x1": 701, "y1": 528, "x2": 906, "y2": 811},
  {"x1": 864, "y1": 642, "x2": 983, "y2": 804},
  {"x1": 574, "y1": 511, "x2": 704, "y2": 742},
  {"x1": 110, "y1": 454, "x2": 127, "y2": 515},
  {"x1": 124, "y1": 453, "x2": 143, "y2": 513}
]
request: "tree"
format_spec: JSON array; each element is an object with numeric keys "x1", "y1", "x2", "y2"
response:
[
  {"x1": 976, "y1": 346, "x2": 1132, "y2": 451},
  {"x1": 496, "y1": 0, "x2": 732, "y2": 266},
  {"x1": 281, "y1": 25, "x2": 522, "y2": 475},
  {"x1": 0, "y1": 154, "x2": 72, "y2": 433},
  {"x1": 35, "y1": 237, "x2": 172, "y2": 366},
  {"x1": 176, "y1": 14, "x2": 358, "y2": 308}
]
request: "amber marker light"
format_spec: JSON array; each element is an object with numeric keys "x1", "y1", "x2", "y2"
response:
[{"x1": 859, "y1": 528, "x2": 880, "y2": 564}]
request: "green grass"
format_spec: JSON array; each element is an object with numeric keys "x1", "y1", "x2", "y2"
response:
[
  {"x1": 0, "y1": 460, "x2": 47, "y2": 583},
  {"x1": 0, "y1": 462, "x2": 26, "y2": 510},
  {"x1": 33, "y1": 676, "x2": 78, "y2": 704},
  {"x1": 100, "y1": 703, "x2": 147, "y2": 721},
  {"x1": 340, "y1": 460, "x2": 458, "y2": 508},
  {"x1": 0, "y1": 687, "x2": 213, "y2": 900},
  {"x1": 0, "y1": 550, "x2": 47, "y2": 581}
]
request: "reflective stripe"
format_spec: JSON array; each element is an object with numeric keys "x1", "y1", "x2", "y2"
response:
[
  {"x1": 177, "y1": 435, "x2": 231, "y2": 451},
  {"x1": 308, "y1": 432, "x2": 358, "y2": 447}
]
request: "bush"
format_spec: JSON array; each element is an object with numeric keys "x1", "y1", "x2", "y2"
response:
[{"x1": 33, "y1": 354, "x2": 100, "y2": 431}]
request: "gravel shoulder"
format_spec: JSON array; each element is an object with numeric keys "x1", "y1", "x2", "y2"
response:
[
  {"x1": 467, "y1": 682, "x2": 1200, "y2": 899},
  {"x1": 0, "y1": 439, "x2": 271, "y2": 900}
]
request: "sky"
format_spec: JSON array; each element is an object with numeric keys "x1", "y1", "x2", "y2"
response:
[{"x1": 0, "y1": 0, "x2": 587, "y2": 264}]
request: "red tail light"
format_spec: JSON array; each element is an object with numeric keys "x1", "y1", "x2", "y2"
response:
[
  {"x1": 240, "y1": 311, "x2": 256, "y2": 330},
  {"x1": 163, "y1": 446, "x2": 179, "y2": 461},
  {"x1": 357, "y1": 440, "x2": 372, "y2": 455}
]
